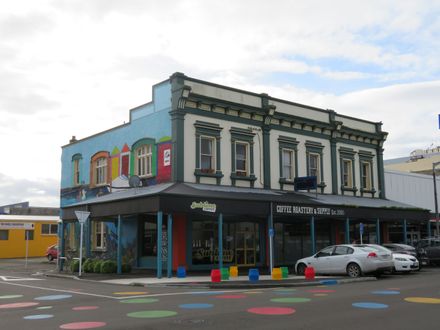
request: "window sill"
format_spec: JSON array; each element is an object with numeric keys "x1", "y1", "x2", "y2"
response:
[
  {"x1": 360, "y1": 188, "x2": 376, "y2": 194},
  {"x1": 92, "y1": 248, "x2": 107, "y2": 252},
  {"x1": 194, "y1": 169, "x2": 224, "y2": 178},
  {"x1": 279, "y1": 178, "x2": 295, "y2": 185},
  {"x1": 230, "y1": 173, "x2": 257, "y2": 182},
  {"x1": 341, "y1": 186, "x2": 358, "y2": 192}
]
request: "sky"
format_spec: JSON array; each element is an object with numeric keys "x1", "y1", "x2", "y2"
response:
[{"x1": 1, "y1": 0, "x2": 440, "y2": 207}]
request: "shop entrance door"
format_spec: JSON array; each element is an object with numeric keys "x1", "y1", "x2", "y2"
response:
[{"x1": 236, "y1": 226, "x2": 256, "y2": 266}]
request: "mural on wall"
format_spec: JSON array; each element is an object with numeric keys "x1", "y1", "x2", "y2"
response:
[{"x1": 61, "y1": 137, "x2": 172, "y2": 207}]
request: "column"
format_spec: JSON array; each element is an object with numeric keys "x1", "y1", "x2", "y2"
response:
[
  {"x1": 427, "y1": 219, "x2": 432, "y2": 238},
  {"x1": 218, "y1": 213, "x2": 223, "y2": 269},
  {"x1": 157, "y1": 211, "x2": 163, "y2": 279},
  {"x1": 85, "y1": 218, "x2": 91, "y2": 258},
  {"x1": 345, "y1": 218, "x2": 350, "y2": 244},
  {"x1": 59, "y1": 220, "x2": 65, "y2": 271},
  {"x1": 117, "y1": 215, "x2": 122, "y2": 275},
  {"x1": 403, "y1": 219, "x2": 407, "y2": 245},
  {"x1": 376, "y1": 219, "x2": 381, "y2": 244},
  {"x1": 167, "y1": 214, "x2": 173, "y2": 278},
  {"x1": 310, "y1": 216, "x2": 316, "y2": 255},
  {"x1": 263, "y1": 126, "x2": 271, "y2": 189}
]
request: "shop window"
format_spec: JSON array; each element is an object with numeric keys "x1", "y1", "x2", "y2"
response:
[
  {"x1": 72, "y1": 154, "x2": 82, "y2": 186},
  {"x1": 41, "y1": 224, "x2": 58, "y2": 235},
  {"x1": 93, "y1": 221, "x2": 106, "y2": 250},
  {"x1": 65, "y1": 223, "x2": 76, "y2": 250},
  {"x1": 0, "y1": 230, "x2": 8, "y2": 240},
  {"x1": 141, "y1": 220, "x2": 157, "y2": 256},
  {"x1": 25, "y1": 230, "x2": 34, "y2": 240},
  {"x1": 194, "y1": 121, "x2": 223, "y2": 183}
]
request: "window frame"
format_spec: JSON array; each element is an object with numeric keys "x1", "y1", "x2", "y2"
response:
[
  {"x1": 278, "y1": 136, "x2": 299, "y2": 189},
  {"x1": 305, "y1": 141, "x2": 326, "y2": 192},
  {"x1": 90, "y1": 151, "x2": 110, "y2": 187},
  {"x1": 0, "y1": 230, "x2": 9, "y2": 240},
  {"x1": 72, "y1": 154, "x2": 82, "y2": 186},
  {"x1": 93, "y1": 221, "x2": 107, "y2": 250},
  {"x1": 135, "y1": 144, "x2": 153, "y2": 177},
  {"x1": 339, "y1": 147, "x2": 357, "y2": 195},
  {"x1": 235, "y1": 141, "x2": 249, "y2": 177},
  {"x1": 41, "y1": 224, "x2": 58, "y2": 235},
  {"x1": 342, "y1": 159, "x2": 353, "y2": 188},
  {"x1": 200, "y1": 136, "x2": 216, "y2": 173},
  {"x1": 359, "y1": 150, "x2": 376, "y2": 196},
  {"x1": 230, "y1": 127, "x2": 256, "y2": 187},
  {"x1": 25, "y1": 230, "x2": 34, "y2": 240}
]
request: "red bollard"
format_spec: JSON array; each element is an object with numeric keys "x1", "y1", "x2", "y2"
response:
[
  {"x1": 211, "y1": 269, "x2": 221, "y2": 282},
  {"x1": 304, "y1": 266, "x2": 315, "y2": 280}
]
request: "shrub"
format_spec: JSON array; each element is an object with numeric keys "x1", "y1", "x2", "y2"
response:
[
  {"x1": 121, "y1": 263, "x2": 132, "y2": 273},
  {"x1": 101, "y1": 260, "x2": 117, "y2": 274},
  {"x1": 83, "y1": 259, "x2": 94, "y2": 273},
  {"x1": 70, "y1": 259, "x2": 79, "y2": 273},
  {"x1": 93, "y1": 260, "x2": 103, "y2": 273}
]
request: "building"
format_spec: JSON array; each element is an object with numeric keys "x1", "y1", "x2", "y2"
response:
[
  {"x1": 60, "y1": 73, "x2": 429, "y2": 276},
  {"x1": 384, "y1": 147, "x2": 440, "y2": 175},
  {"x1": 0, "y1": 203, "x2": 60, "y2": 259}
]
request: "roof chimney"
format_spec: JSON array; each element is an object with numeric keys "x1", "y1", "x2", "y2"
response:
[{"x1": 70, "y1": 136, "x2": 77, "y2": 143}]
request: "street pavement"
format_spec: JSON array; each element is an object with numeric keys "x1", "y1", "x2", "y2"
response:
[{"x1": 1, "y1": 258, "x2": 440, "y2": 329}]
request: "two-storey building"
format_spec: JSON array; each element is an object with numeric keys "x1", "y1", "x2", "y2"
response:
[{"x1": 60, "y1": 73, "x2": 429, "y2": 276}]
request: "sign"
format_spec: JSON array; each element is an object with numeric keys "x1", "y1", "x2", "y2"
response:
[
  {"x1": 163, "y1": 149, "x2": 171, "y2": 166},
  {"x1": 190, "y1": 201, "x2": 216, "y2": 213},
  {"x1": 0, "y1": 222, "x2": 34, "y2": 230},
  {"x1": 275, "y1": 204, "x2": 345, "y2": 217},
  {"x1": 74, "y1": 211, "x2": 90, "y2": 224},
  {"x1": 294, "y1": 176, "x2": 317, "y2": 191},
  {"x1": 269, "y1": 228, "x2": 274, "y2": 237}
]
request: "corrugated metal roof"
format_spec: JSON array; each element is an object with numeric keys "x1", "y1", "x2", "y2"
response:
[{"x1": 0, "y1": 215, "x2": 60, "y2": 222}]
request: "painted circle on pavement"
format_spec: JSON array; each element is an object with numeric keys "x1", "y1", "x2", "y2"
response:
[
  {"x1": 215, "y1": 294, "x2": 247, "y2": 299},
  {"x1": 0, "y1": 302, "x2": 39, "y2": 309},
  {"x1": 248, "y1": 307, "x2": 296, "y2": 315},
  {"x1": 320, "y1": 280, "x2": 338, "y2": 285},
  {"x1": 308, "y1": 289, "x2": 335, "y2": 293},
  {"x1": 120, "y1": 298, "x2": 158, "y2": 304},
  {"x1": 23, "y1": 314, "x2": 54, "y2": 320},
  {"x1": 371, "y1": 290, "x2": 400, "y2": 295},
  {"x1": 179, "y1": 303, "x2": 214, "y2": 309},
  {"x1": 35, "y1": 294, "x2": 72, "y2": 301},
  {"x1": 0, "y1": 295, "x2": 23, "y2": 299},
  {"x1": 73, "y1": 306, "x2": 99, "y2": 311},
  {"x1": 404, "y1": 297, "x2": 440, "y2": 304},
  {"x1": 113, "y1": 291, "x2": 148, "y2": 295},
  {"x1": 59, "y1": 322, "x2": 107, "y2": 329},
  {"x1": 352, "y1": 302, "x2": 389, "y2": 309},
  {"x1": 127, "y1": 310, "x2": 177, "y2": 318},
  {"x1": 271, "y1": 297, "x2": 311, "y2": 303},
  {"x1": 36, "y1": 306, "x2": 53, "y2": 310}
]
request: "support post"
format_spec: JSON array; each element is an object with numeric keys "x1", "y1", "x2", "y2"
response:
[
  {"x1": 403, "y1": 219, "x2": 407, "y2": 244},
  {"x1": 167, "y1": 214, "x2": 173, "y2": 278},
  {"x1": 376, "y1": 219, "x2": 381, "y2": 245},
  {"x1": 433, "y1": 162, "x2": 440, "y2": 236},
  {"x1": 157, "y1": 211, "x2": 163, "y2": 279},
  {"x1": 269, "y1": 203, "x2": 274, "y2": 274},
  {"x1": 311, "y1": 216, "x2": 316, "y2": 255},
  {"x1": 85, "y1": 218, "x2": 91, "y2": 258},
  {"x1": 345, "y1": 218, "x2": 350, "y2": 244},
  {"x1": 428, "y1": 219, "x2": 432, "y2": 238},
  {"x1": 59, "y1": 221, "x2": 65, "y2": 271},
  {"x1": 117, "y1": 215, "x2": 122, "y2": 275},
  {"x1": 218, "y1": 213, "x2": 223, "y2": 269}
]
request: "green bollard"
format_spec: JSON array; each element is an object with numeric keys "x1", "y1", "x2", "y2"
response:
[
  {"x1": 281, "y1": 266, "x2": 289, "y2": 279},
  {"x1": 221, "y1": 267, "x2": 229, "y2": 280}
]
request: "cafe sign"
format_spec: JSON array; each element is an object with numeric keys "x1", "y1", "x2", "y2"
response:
[
  {"x1": 275, "y1": 204, "x2": 345, "y2": 217},
  {"x1": 190, "y1": 201, "x2": 217, "y2": 213},
  {"x1": 0, "y1": 222, "x2": 35, "y2": 229}
]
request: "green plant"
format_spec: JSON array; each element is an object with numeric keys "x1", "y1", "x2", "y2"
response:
[
  {"x1": 70, "y1": 259, "x2": 79, "y2": 273},
  {"x1": 93, "y1": 260, "x2": 103, "y2": 273},
  {"x1": 101, "y1": 260, "x2": 117, "y2": 274},
  {"x1": 121, "y1": 263, "x2": 132, "y2": 273},
  {"x1": 83, "y1": 259, "x2": 95, "y2": 273}
]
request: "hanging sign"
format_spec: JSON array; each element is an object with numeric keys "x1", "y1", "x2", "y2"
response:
[
  {"x1": 190, "y1": 201, "x2": 217, "y2": 213},
  {"x1": 0, "y1": 222, "x2": 34, "y2": 229},
  {"x1": 274, "y1": 204, "x2": 345, "y2": 216}
]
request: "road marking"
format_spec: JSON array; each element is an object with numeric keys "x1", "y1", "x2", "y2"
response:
[{"x1": 0, "y1": 275, "x2": 43, "y2": 282}]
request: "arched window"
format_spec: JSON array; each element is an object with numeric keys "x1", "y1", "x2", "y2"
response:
[
  {"x1": 131, "y1": 138, "x2": 156, "y2": 178},
  {"x1": 72, "y1": 154, "x2": 82, "y2": 186},
  {"x1": 90, "y1": 151, "x2": 110, "y2": 186}
]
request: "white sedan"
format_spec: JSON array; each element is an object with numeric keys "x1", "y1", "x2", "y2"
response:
[
  {"x1": 392, "y1": 252, "x2": 419, "y2": 272},
  {"x1": 295, "y1": 244, "x2": 394, "y2": 278}
]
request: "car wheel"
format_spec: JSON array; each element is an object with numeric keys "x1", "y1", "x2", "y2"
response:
[
  {"x1": 47, "y1": 255, "x2": 54, "y2": 262},
  {"x1": 346, "y1": 263, "x2": 361, "y2": 278},
  {"x1": 296, "y1": 263, "x2": 306, "y2": 275}
]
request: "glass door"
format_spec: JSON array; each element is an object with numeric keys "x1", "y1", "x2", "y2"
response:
[{"x1": 235, "y1": 223, "x2": 256, "y2": 266}]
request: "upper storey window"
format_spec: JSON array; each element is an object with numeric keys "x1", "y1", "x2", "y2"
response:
[
  {"x1": 339, "y1": 147, "x2": 357, "y2": 195},
  {"x1": 90, "y1": 151, "x2": 110, "y2": 187},
  {"x1": 200, "y1": 136, "x2": 215, "y2": 173},
  {"x1": 72, "y1": 154, "x2": 82, "y2": 186},
  {"x1": 305, "y1": 141, "x2": 326, "y2": 193},
  {"x1": 230, "y1": 127, "x2": 256, "y2": 187},
  {"x1": 235, "y1": 142, "x2": 249, "y2": 176},
  {"x1": 95, "y1": 157, "x2": 107, "y2": 185},
  {"x1": 278, "y1": 136, "x2": 299, "y2": 190},
  {"x1": 308, "y1": 153, "x2": 320, "y2": 179},
  {"x1": 135, "y1": 144, "x2": 152, "y2": 177}
]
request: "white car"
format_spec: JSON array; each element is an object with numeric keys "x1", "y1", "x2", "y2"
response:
[
  {"x1": 392, "y1": 252, "x2": 419, "y2": 272},
  {"x1": 295, "y1": 244, "x2": 394, "y2": 278}
]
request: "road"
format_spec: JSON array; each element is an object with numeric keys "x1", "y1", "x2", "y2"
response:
[{"x1": 1, "y1": 259, "x2": 439, "y2": 329}]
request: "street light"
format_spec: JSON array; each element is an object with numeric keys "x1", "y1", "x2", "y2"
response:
[{"x1": 432, "y1": 162, "x2": 440, "y2": 237}]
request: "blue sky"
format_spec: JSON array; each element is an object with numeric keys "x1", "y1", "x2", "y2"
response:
[{"x1": 0, "y1": 0, "x2": 440, "y2": 206}]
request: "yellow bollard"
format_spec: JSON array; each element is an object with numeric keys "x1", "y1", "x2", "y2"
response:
[
  {"x1": 272, "y1": 267, "x2": 282, "y2": 280},
  {"x1": 229, "y1": 266, "x2": 238, "y2": 277}
]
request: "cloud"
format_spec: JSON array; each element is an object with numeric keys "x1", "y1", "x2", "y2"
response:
[
  {"x1": 0, "y1": 12, "x2": 54, "y2": 40},
  {"x1": 0, "y1": 173, "x2": 60, "y2": 207}
]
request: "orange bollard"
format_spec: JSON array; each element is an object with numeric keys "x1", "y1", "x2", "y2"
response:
[
  {"x1": 229, "y1": 266, "x2": 238, "y2": 277},
  {"x1": 304, "y1": 266, "x2": 315, "y2": 280}
]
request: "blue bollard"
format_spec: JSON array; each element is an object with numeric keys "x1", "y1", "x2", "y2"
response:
[
  {"x1": 248, "y1": 268, "x2": 259, "y2": 281},
  {"x1": 177, "y1": 266, "x2": 186, "y2": 278}
]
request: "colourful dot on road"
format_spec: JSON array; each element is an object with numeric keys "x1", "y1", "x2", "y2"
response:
[
  {"x1": 113, "y1": 292, "x2": 148, "y2": 295},
  {"x1": 36, "y1": 306, "x2": 53, "y2": 310},
  {"x1": 72, "y1": 306, "x2": 99, "y2": 311},
  {"x1": 23, "y1": 314, "x2": 54, "y2": 320},
  {"x1": 0, "y1": 302, "x2": 39, "y2": 309},
  {"x1": 275, "y1": 291, "x2": 297, "y2": 295},
  {"x1": 0, "y1": 295, "x2": 23, "y2": 299},
  {"x1": 352, "y1": 302, "x2": 389, "y2": 309},
  {"x1": 35, "y1": 295, "x2": 72, "y2": 301},
  {"x1": 120, "y1": 298, "x2": 158, "y2": 304},
  {"x1": 404, "y1": 297, "x2": 440, "y2": 304},
  {"x1": 314, "y1": 294, "x2": 328, "y2": 297},
  {"x1": 127, "y1": 310, "x2": 177, "y2": 318},
  {"x1": 270, "y1": 297, "x2": 311, "y2": 303},
  {"x1": 247, "y1": 307, "x2": 296, "y2": 315},
  {"x1": 371, "y1": 290, "x2": 400, "y2": 295},
  {"x1": 320, "y1": 280, "x2": 338, "y2": 285},
  {"x1": 308, "y1": 289, "x2": 335, "y2": 293},
  {"x1": 215, "y1": 295, "x2": 247, "y2": 299},
  {"x1": 179, "y1": 303, "x2": 214, "y2": 309},
  {"x1": 59, "y1": 322, "x2": 107, "y2": 329}
]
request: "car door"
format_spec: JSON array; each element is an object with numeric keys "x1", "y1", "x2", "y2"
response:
[
  {"x1": 328, "y1": 246, "x2": 353, "y2": 274},
  {"x1": 308, "y1": 246, "x2": 334, "y2": 274}
]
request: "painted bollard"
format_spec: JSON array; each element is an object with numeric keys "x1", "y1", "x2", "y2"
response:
[
  {"x1": 221, "y1": 267, "x2": 230, "y2": 280},
  {"x1": 229, "y1": 266, "x2": 238, "y2": 277},
  {"x1": 272, "y1": 267, "x2": 282, "y2": 280},
  {"x1": 177, "y1": 266, "x2": 186, "y2": 278},
  {"x1": 248, "y1": 268, "x2": 259, "y2": 281},
  {"x1": 280, "y1": 266, "x2": 289, "y2": 279},
  {"x1": 305, "y1": 266, "x2": 315, "y2": 280},
  {"x1": 211, "y1": 269, "x2": 221, "y2": 282}
]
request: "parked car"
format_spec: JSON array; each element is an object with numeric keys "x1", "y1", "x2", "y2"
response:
[
  {"x1": 295, "y1": 244, "x2": 393, "y2": 278},
  {"x1": 382, "y1": 243, "x2": 417, "y2": 257},
  {"x1": 46, "y1": 244, "x2": 58, "y2": 261},
  {"x1": 391, "y1": 252, "x2": 419, "y2": 272},
  {"x1": 414, "y1": 238, "x2": 440, "y2": 266}
]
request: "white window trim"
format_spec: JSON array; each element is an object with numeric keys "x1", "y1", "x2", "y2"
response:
[
  {"x1": 308, "y1": 152, "x2": 320, "y2": 179},
  {"x1": 135, "y1": 145, "x2": 152, "y2": 178},
  {"x1": 93, "y1": 221, "x2": 107, "y2": 250},
  {"x1": 200, "y1": 136, "x2": 216, "y2": 173},
  {"x1": 41, "y1": 224, "x2": 58, "y2": 235},
  {"x1": 282, "y1": 148, "x2": 294, "y2": 181},
  {"x1": 235, "y1": 141, "x2": 249, "y2": 176},
  {"x1": 95, "y1": 157, "x2": 107, "y2": 185},
  {"x1": 342, "y1": 159, "x2": 353, "y2": 188},
  {"x1": 361, "y1": 161, "x2": 372, "y2": 190}
]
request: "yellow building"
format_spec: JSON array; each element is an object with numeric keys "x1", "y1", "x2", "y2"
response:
[{"x1": 0, "y1": 214, "x2": 60, "y2": 258}]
